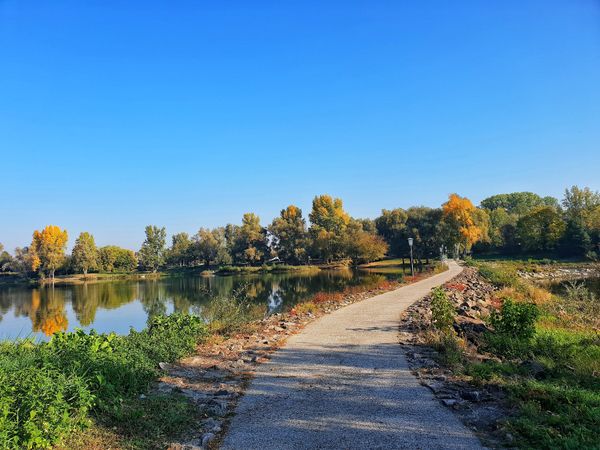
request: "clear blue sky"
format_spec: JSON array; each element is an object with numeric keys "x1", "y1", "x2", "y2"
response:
[{"x1": 1, "y1": 1, "x2": 599, "y2": 252}]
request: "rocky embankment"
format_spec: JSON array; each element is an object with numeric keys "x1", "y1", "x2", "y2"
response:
[
  {"x1": 398, "y1": 268, "x2": 513, "y2": 447},
  {"x1": 164, "y1": 280, "x2": 407, "y2": 450},
  {"x1": 518, "y1": 264, "x2": 600, "y2": 280}
]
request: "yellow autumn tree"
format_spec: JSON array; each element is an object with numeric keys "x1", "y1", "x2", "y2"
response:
[
  {"x1": 442, "y1": 194, "x2": 484, "y2": 255},
  {"x1": 30, "y1": 225, "x2": 69, "y2": 280}
]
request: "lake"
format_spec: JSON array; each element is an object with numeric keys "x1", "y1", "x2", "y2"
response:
[{"x1": 0, "y1": 268, "x2": 406, "y2": 340}]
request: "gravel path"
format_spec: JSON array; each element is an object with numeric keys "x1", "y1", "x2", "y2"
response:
[{"x1": 221, "y1": 261, "x2": 483, "y2": 450}]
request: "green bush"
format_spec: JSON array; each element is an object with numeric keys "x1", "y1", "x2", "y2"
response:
[
  {"x1": 485, "y1": 298, "x2": 538, "y2": 357},
  {"x1": 430, "y1": 287, "x2": 455, "y2": 332},
  {"x1": 490, "y1": 298, "x2": 538, "y2": 339},
  {"x1": 0, "y1": 313, "x2": 208, "y2": 449}
]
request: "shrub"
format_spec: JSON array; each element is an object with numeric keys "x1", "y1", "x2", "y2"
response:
[
  {"x1": 0, "y1": 313, "x2": 209, "y2": 449},
  {"x1": 312, "y1": 291, "x2": 344, "y2": 304},
  {"x1": 490, "y1": 298, "x2": 538, "y2": 340},
  {"x1": 203, "y1": 294, "x2": 265, "y2": 334},
  {"x1": 486, "y1": 298, "x2": 538, "y2": 357},
  {"x1": 291, "y1": 301, "x2": 318, "y2": 315},
  {"x1": 430, "y1": 287, "x2": 455, "y2": 332}
]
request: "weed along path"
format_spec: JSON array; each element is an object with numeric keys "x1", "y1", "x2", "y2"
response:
[{"x1": 220, "y1": 261, "x2": 483, "y2": 450}]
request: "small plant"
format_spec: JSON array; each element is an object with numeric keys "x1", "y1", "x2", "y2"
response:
[
  {"x1": 564, "y1": 281, "x2": 596, "y2": 303},
  {"x1": 486, "y1": 298, "x2": 539, "y2": 357},
  {"x1": 490, "y1": 298, "x2": 538, "y2": 340},
  {"x1": 312, "y1": 291, "x2": 344, "y2": 304},
  {"x1": 430, "y1": 287, "x2": 455, "y2": 332},
  {"x1": 291, "y1": 301, "x2": 318, "y2": 315}
]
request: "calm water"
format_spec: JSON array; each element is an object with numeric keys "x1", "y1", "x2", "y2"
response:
[{"x1": 0, "y1": 269, "x2": 404, "y2": 340}]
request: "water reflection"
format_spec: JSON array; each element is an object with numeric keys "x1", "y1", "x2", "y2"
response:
[{"x1": 0, "y1": 269, "x2": 401, "y2": 340}]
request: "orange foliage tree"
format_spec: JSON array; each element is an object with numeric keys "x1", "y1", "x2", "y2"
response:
[
  {"x1": 30, "y1": 225, "x2": 69, "y2": 280},
  {"x1": 442, "y1": 194, "x2": 485, "y2": 255}
]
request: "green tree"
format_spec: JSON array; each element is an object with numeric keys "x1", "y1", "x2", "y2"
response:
[
  {"x1": 0, "y1": 243, "x2": 13, "y2": 272},
  {"x1": 308, "y1": 195, "x2": 350, "y2": 262},
  {"x1": 269, "y1": 205, "x2": 308, "y2": 264},
  {"x1": 236, "y1": 213, "x2": 268, "y2": 265},
  {"x1": 480, "y1": 192, "x2": 557, "y2": 216},
  {"x1": 405, "y1": 207, "x2": 445, "y2": 259},
  {"x1": 560, "y1": 219, "x2": 592, "y2": 257},
  {"x1": 343, "y1": 220, "x2": 388, "y2": 264},
  {"x1": 139, "y1": 225, "x2": 166, "y2": 272},
  {"x1": 516, "y1": 207, "x2": 566, "y2": 252},
  {"x1": 71, "y1": 232, "x2": 98, "y2": 276},
  {"x1": 375, "y1": 208, "x2": 408, "y2": 256},
  {"x1": 167, "y1": 232, "x2": 192, "y2": 267},
  {"x1": 484, "y1": 207, "x2": 517, "y2": 250},
  {"x1": 98, "y1": 246, "x2": 137, "y2": 272},
  {"x1": 192, "y1": 227, "x2": 231, "y2": 266},
  {"x1": 562, "y1": 186, "x2": 600, "y2": 223},
  {"x1": 10, "y1": 246, "x2": 33, "y2": 274}
]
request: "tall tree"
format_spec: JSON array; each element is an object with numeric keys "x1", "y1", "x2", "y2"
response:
[
  {"x1": 30, "y1": 225, "x2": 69, "y2": 280},
  {"x1": 308, "y1": 195, "x2": 350, "y2": 262},
  {"x1": 269, "y1": 205, "x2": 308, "y2": 264},
  {"x1": 405, "y1": 207, "x2": 445, "y2": 259},
  {"x1": 71, "y1": 232, "x2": 98, "y2": 276},
  {"x1": 516, "y1": 206, "x2": 566, "y2": 252},
  {"x1": 0, "y1": 243, "x2": 13, "y2": 272},
  {"x1": 139, "y1": 225, "x2": 166, "y2": 272},
  {"x1": 193, "y1": 227, "x2": 231, "y2": 266},
  {"x1": 442, "y1": 194, "x2": 483, "y2": 255},
  {"x1": 236, "y1": 213, "x2": 268, "y2": 265},
  {"x1": 167, "y1": 232, "x2": 192, "y2": 267},
  {"x1": 562, "y1": 186, "x2": 600, "y2": 223},
  {"x1": 480, "y1": 192, "x2": 557, "y2": 216},
  {"x1": 343, "y1": 219, "x2": 388, "y2": 264},
  {"x1": 375, "y1": 208, "x2": 408, "y2": 256}
]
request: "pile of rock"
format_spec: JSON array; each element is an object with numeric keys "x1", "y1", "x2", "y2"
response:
[
  {"x1": 518, "y1": 264, "x2": 600, "y2": 280},
  {"x1": 398, "y1": 267, "x2": 510, "y2": 448}
]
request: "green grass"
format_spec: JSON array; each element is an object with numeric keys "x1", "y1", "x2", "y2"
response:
[
  {"x1": 457, "y1": 260, "x2": 600, "y2": 449},
  {"x1": 59, "y1": 393, "x2": 200, "y2": 450},
  {"x1": 0, "y1": 314, "x2": 209, "y2": 449}
]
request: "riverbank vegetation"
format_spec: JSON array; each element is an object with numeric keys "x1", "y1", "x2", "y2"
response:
[
  {"x1": 0, "y1": 314, "x2": 209, "y2": 449},
  {"x1": 1, "y1": 186, "x2": 598, "y2": 284},
  {"x1": 0, "y1": 262, "x2": 446, "y2": 449},
  {"x1": 425, "y1": 260, "x2": 599, "y2": 448}
]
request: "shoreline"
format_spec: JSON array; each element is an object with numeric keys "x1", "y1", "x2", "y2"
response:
[{"x1": 61, "y1": 265, "x2": 447, "y2": 449}]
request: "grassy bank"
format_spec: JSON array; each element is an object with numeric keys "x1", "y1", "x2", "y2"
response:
[
  {"x1": 0, "y1": 314, "x2": 209, "y2": 449},
  {"x1": 0, "y1": 262, "x2": 447, "y2": 449},
  {"x1": 214, "y1": 264, "x2": 321, "y2": 275},
  {"x1": 442, "y1": 260, "x2": 600, "y2": 448},
  {"x1": 0, "y1": 264, "x2": 327, "y2": 287}
]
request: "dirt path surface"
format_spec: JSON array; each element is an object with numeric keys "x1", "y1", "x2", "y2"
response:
[{"x1": 220, "y1": 261, "x2": 484, "y2": 450}]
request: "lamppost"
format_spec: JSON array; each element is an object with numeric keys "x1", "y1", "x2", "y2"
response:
[{"x1": 408, "y1": 237, "x2": 414, "y2": 276}]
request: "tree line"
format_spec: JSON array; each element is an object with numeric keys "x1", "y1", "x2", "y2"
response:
[{"x1": 1, "y1": 187, "x2": 598, "y2": 280}]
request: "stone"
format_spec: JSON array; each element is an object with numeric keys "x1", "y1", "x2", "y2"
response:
[
  {"x1": 201, "y1": 432, "x2": 215, "y2": 448},
  {"x1": 441, "y1": 399, "x2": 458, "y2": 407},
  {"x1": 520, "y1": 359, "x2": 546, "y2": 379},
  {"x1": 159, "y1": 362, "x2": 172, "y2": 371},
  {"x1": 460, "y1": 390, "x2": 481, "y2": 402}
]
